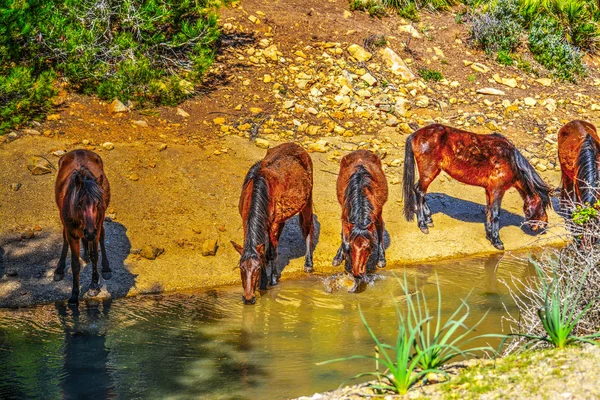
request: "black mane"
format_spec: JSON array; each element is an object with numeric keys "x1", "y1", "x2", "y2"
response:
[
  {"x1": 241, "y1": 162, "x2": 269, "y2": 260},
  {"x1": 344, "y1": 165, "x2": 374, "y2": 241},
  {"x1": 577, "y1": 134, "x2": 600, "y2": 205},
  {"x1": 66, "y1": 166, "x2": 105, "y2": 219}
]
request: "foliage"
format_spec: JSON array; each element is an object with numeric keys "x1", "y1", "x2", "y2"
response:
[
  {"x1": 349, "y1": 0, "x2": 459, "y2": 19},
  {"x1": 496, "y1": 50, "x2": 514, "y2": 65},
  {"x1": 572, "y1": 200, "x2": 600, "y2": 226},
  {"x1": 349, "y1": 0, "x2": 387, "y2": 16},
  {"x1": 318, "y1": 272, "x2": 494, "y2": 395},
  {"x1": 0, "y1": 0, "x2": 225, "y2": 133},
  {"x1": 528, "y1": 16, "x2": 586, "y2": 82},
  {"x1": 418, "y1": 67, "x2": 444, "y2": 81}
]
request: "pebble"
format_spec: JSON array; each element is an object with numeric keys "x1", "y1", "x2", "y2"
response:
[
  {"x1": 132, "y1": 120, "x2": 148, "y2": 127},
  {"x1": 10, "y1": 183, "x2": 21, "y2": 191},
  {"x1": 102, "y1": 142, "x2": 115, "y2": 150},
  {"x1": 255, "y1": 138, "x2": 270, "y2": 149},
  {"x1": 177, "y1": 108, "x2": 190, "y2": 118},
  {"x1": 129, "y1": 173, "x2": 140, "y2": 181},
  {"x1": 108, "y1": 99, "x2": 128, "y2": 113},
  {"x1": 140, "y1": 244, "x2": 164, "y2": 260},
  {"x1": 27, "y1": 157, "x2": 53, "y2": 175},
  {"x1": 202, "y1": 239, "x2": 218, "y2": 256},
  {"x1": 347, "y1": 44, "x2": 372, "y2": 62},
  {"x1": 21, "y1": 229, "x2": 34, "y2": 239}
]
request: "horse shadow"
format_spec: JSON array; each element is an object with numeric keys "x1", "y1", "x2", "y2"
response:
[
  {"x1": 274, "y1": 214, "x2": 321, "y2": 276},
  {"x1": 0, "y1": 220, "x2": 136, "y2": 307},
  {"x1": 426, "y1": 192, "x2": 541, "y2": 236}
]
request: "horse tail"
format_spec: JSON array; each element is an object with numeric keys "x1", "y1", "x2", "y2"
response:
[
  {"x1": 403, "y1": 134, "x2": 416, "y2": 221},
  {"x1": 576, "y1": 134, "x2": 600, "y2": 205},
  {"x1": 512, "y1": 146, "x2": 552, "y2": 210},
  {"x1": 243, "y1": 161, "x2": 261, "y2": 188}
]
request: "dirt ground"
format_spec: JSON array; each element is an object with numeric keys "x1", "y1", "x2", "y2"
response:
[{"x1": 2, "y1": 0, "x2": 591, "y2": 307}]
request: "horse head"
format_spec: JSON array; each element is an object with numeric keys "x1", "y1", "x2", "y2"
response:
[
  {"x1": 523, "y1": 192, "x2": 549, "y2": 232},
  {"x1": 348, "y1": 225, "x2": 375, "y2": 280},
  {"x1": 69, "y1": 169, "x2": 105, "y2": 241},
  {"x1": 232, "y1": 241, "x2": 265, "y2": 305}
]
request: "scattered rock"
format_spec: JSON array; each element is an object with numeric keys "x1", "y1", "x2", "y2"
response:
[
  {"x1": 202, "y1": 239, "x2": 218, "y2": 256},
  {"x1": 21, "y1": 229, "x2": 34, "y2": 239},
  {"x1": 471, "y1": 63, "x2": 489, "y2": 73},
  {"x1": 524, "y1": 97, "x2": 537, "y2": 107},
  {"x1": 415, "y1": 95, "x2": 429, "y2": 108},
  {"x1": 46, "y1": 114, "x2": 61, "y2": 121},
  {"x1": 546, "y1": 98, "x2": 557, "y2": 113},
  {"x1": 108, "y1": 99, "x2": 128, "y2": 114},
  {"x1": 347, "y1": 44, "x2": 372, "y2": 62},
  {"x1": 140, "y1": 244, "x2": 164, "y2": 260},
  {"x1": 255, "y1": 138, "x2": 270, "y2": 149},
  {"x1": 158, "y1": 143, "x2": 168, "y2": 151},
  {"x1": 307, "y1": 140, "x2": 329, "y2": 153},
  {"x1": 177, "y1": 108, "x2": 190, "y2": 118},
  {"x1": 536, "y1": 78, "x2": 552, "y2": 86},
  {"x1": 102, "y1": 142, "x2": 115, "y2": 151},
  {"x1": 360, "y1": 72, "x2": 377, "y2": 86},
  {"x1": 380, "y1": 47, "x2": 415, "y2": 81},
  {"x1": 10, "y1": 183, "x2": 22, "y2": 191},
  {"x1": 27, "y1": 156, "x2": 53, "y2": 175},
  {"x1": 132, "y1": 120, "x2": 148, "y2": 127},
  {"x1": 398, "y1": 24, "x2": 422, "y2": 38},
  {"x1": 477, "y1": 88, "x2": 506, "y2": 96},
  {"x1": 591, "y1": 104, "x2": 600, "y2": 111},
  {"x1": 385, "y1": 116, "x2": 399, "y2": 127},
  {"x1": 213, "y1": 117, "x2": 226, "y2": 125},
  {"x1": 394, "y1": 97, "x2": 411, "y2": 117},
  {"x1": 129, "y1": 173, "x2": 140, "y2": 181},
  {"x1": 22, "y1": 129, "x2": 41, "y2": 136}
]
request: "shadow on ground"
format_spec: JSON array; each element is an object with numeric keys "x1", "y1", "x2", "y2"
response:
[{"x1": 0, "y1": 220, "x2": 136, "y2": 307}]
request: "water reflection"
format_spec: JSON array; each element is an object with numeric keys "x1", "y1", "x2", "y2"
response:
[{"x1": 0, "y1": 254, "x2": 536, "y2": 399}]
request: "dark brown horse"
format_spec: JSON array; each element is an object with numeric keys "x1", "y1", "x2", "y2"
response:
[
  {"x1": 231, "y1": 142, "x2": 314, "y2": 304},
  {"x1": 55, "y1": 150, "x2": 111, "y2": 304},
  {"x1": 558, "y1": 120, "x2": 600, "y2": 207},
  {"x1": 333, "y1": 150, "x2": 388, "y2": 291},
  {"x1": 403, "y1": 124, "x2": 551, "y2": 250}
]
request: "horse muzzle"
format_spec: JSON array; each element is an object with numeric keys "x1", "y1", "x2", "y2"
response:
[{"x1": 242, "y1": 295, "x2": 256, "y2": 305}]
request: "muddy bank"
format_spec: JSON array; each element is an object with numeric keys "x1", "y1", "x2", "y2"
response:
[{"x1": 0, "y1": 134, "x2": 566, "y2": 307}]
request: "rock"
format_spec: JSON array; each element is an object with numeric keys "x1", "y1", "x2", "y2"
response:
[
  {"x1": 46, "y1": 113, "x2": 60, "y2": 121},
  {"x1": 591, "y1": 104, "x2": 600, "y2": 111},
  {"x1": 536, "y1": 163, "x2": 548, "y2": 172},
  {"x1": 493, "y1": 74, "x2": 518, "y2": 88},
  {"x1": 82, "y1": 139, "x2": 90, "y2": 145},
  {"x1": 27, "y1": 156, "x2": 53, "y2": 175},
  {"x1": 7, "y1": 132, "x2": 18, "y2": 140},
  {"x1": 536, "y1": 78, "x2": 552, "y2": 86},
  {"x1": 202, "y1": 239, "x2": 218, "y2": 256},
  {"x1": 10, "y1": 183, "x2": 21, "y2": 191},
  {"x1": 386, "y1": 116, "x2": 399, "y2": 127},
  {"x1": 471, "y1": 63, "x2": 489, "y2": 73},
  {"x1": 255, "y1": 138, "x2": 270, "y2": 149},
  {"x1": 415, "y1": 95, "x2": 429, "y2": 108},
  {"x1": 361, "y1": 72, "x2": 377, "y2": 86},
  {"x1": 102, "y1": 142, "x2": 114, "y2": 151},
  {"x1": 22, "y1": 129, "x2": 41, "y2": 136},
  {"x1": 158, "y1": 143, "x2": 167, "y2": 151},
  {"x1": 133, "y1": 120, "x2": 149, "y2": 127},
  {"x1": 307, "y1": 107, "x2": 318, "y2": 115},
  {"x1": 248, "y1": 15, "x2": 259, "y2": 24},
  {"x1": 398, "y1": 24, "x2": 422, "y2": 38},
  {"x1": 433, "y1": 47, "x2": 445, "y2": 58},
  {"x1": 399, "y1": 122, "x2": 413, "y2": 135},
  {"x1": 176, "y1": 108, "x2": 190, "y2": 118},
  {"x1": 524, "y1": 97, "x2": 537, "y2": 107},
  {"x1": 546, "y1": 98, "x2": 557, "y2": 113},
  {"x1": 21, "y1": 229, "x2": 34, "y2": 239},
  {"x1": 380, "y1": 48, "x2": 415, "y2": 81},
  {"x1": 477, "y1": 88, "x2": 505, "y2": 96},
  {"x1": 343, "y1": 9, "x2": 352, "y2": 18},
  {"x1": 140, "y1": 244, "x2": 164, "y2": 260},
  {"x1": 263, "y1": 44, "x2": 280, "y2": 61},
  {"x1": 283, "y1": 100, "x2": 295, "y2": 109},
  {"x1": 394, "y1": 97, "x2": 411, "y2": 117},
  {"x1": 129, "y1": 173, "x2": 140, "y2": 181},
  {"x1": 307, "y1": 140, "x2": 329, "y2": 153},
  {"x1": 263, "y1": 74, "x2": 273, "y2": 83},
  {"x1": 347, "y1": 44, "x2": 372, "y2": 62},
  {"x1": 307, "y1": 125, "x2": 320, "y2": 135},
  {"x1": 108, "y1": 99, "x2": 128, "y2": 113},
  {"x1": 213, "y1": 117, "x2": 226, "y2": 125}
]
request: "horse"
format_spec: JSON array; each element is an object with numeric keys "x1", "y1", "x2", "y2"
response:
[
  {"x1": 231, "y1": 142, "x2": 314, "y2": 305},
  {"x1": 403, "y1": 124, "x2": 551, "y2": 250},
  {"x1": 333, "y1": 150, "x2": 388, "y2": 292},
  {"x1": 54, "y1": 150, "x2": 111, "y2": 304},
  {"x1": 557, "y1": 120, "x2": 600, "y2": 207}
]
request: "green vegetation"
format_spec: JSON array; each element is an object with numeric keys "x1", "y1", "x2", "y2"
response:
[
  {"x1": 319, "y1": 272, "x2": 494, "y2": 395},
  {"x1": 349, "y1": 0, "x2": 460, "y2": 19},
  {"x1": 418, "y1": 67, "x2": 444, "y2": 81},
  {"x1": 572, "y1": 200, "x2": 600, "y2": 226},
  {"x1": 496, "y1": 50, "x2": 514, "y2": 66},
  {"x1": 0, "y1": 0, "x2": 226, "y2": 134}
]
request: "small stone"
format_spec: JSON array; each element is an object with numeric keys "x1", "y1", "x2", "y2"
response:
[
  {"x1": 347, "y1": 44, "x2": 372, "y2": 62},
  {"x1": 546, "y1": 98, "x2": 557, "y2": 113},
  {"x1": 471, "y1": 63, "x2": 489, "y2": 73},
  {"x1": 102, "y1": 142, "x2": 115, "y2": 151},
  {"x1": 255, "y1": 138, "x2": 270, "y2": 149},
  {"x1": 82, "y1": 139, "x2": 90, "y2": 145},
  {"x1": 140, "y1": 244, "x2": 164, "y2": 260},
  {"x1": 433, "y1": 47, "x2": 445, "y2": 58},
  {"x1": 307, "y1": 107, "x2": 318, "y2": 115},
  {"x1": 27, "y1": 157, "x2": 53, "y2": 175},
  {"x1": 307, "y1": 125, "x2": 320, "y2": 136},
  {"x1": 380, "y1": 47, "x2": 415, "y2": 81},
  {"x1": 263, "y1": 74, "x2": 273, "y2": 83},
  {"x1": 158, "y1": 143, "x2": 167, "y2": 151},
  {"x1": 22, "y1": 129, "x2": 41, "y2": 136},
  {"x1": 129, "y1": 173, "x2": 140, "y2": 181},
  {"x1": 213, "y1": 117, "x2": 226, "y2": 125},
  {"x1": 591, "y1": 104, "x2": 600, "y2": 111},
  {"x1": 386, "y1": 116, "x2": 399, "y2": 127},
  {"x1": 415, "y1": 95, "x2": 429, "y2": 108},
  {"x1": 536, "y1": 78, "x2": 552, "y2": 86},
  {"x1": 177, "y1": 108, "x2": 190, "y2": 118},
  {"x1": 307, "y1": 140, "x2": 329, "y2": 153},
  {"x1": 283, "y1": 100, "x2": 295, "y2": 109},
  {"x1": 524, "y1": 97, "x2": 537, "y2": 107},
  {"x1": 202, "y1": 239, "x2": 218, "y2": 256},
  {"x1": 250, "y1": 107, "x2": 263, "y2": 114},
  {"x1": 133, "y1": 120, "x2": 148, "y2": 127},
  {"x1": 108, "y1": 99, "x2": 128, "y2": 113},
  {"x1": 360, "y1": 72, "x2": 377, "y2": 86},
  {"x1": 536, "y1": 163, "x2": 548, "y2": 172},
  {"x1": 248, "y1": 15, "x2": 259, "y2": 24},
  {"x1": 476, "y1": 88, "x2": 505, "y2": 96},
  {"x1": 192, "y1": 226, "x2": 202, "y2": 234},
  {"x1": 46, "y1": 113, "x2": 61, "y2": 121},
  {"x1": 10, "y1": 183, "x2": 21, "y2": 191},
  {"x1": 21, "y1": 229, "x2": 34, "y2": 239}
]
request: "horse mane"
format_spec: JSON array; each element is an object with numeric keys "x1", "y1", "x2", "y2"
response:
[
  {"x1": 344, "y1": 165, "x2": 374, "y2": 241},
  {"x1": 510, "y1": 143, "x2": 552, "y2": 210},
  {"x1": 65, "y1": 166, "x2": 105, "y2": 219},
  {"x1": 241, "y1": 162, "x2": 269, "y2": 261},
  {"x1": 576, "y1": 133, "x2": 600, "y2": 205}
]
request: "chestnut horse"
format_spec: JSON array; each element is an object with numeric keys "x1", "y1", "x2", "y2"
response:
[
  {"x1": 231, "y1": 142, "x2": 314, "y2": 304},
  {"x1": 403, "y1": 124, "x2": 551, "y2": 250},
  {"x1": 54, "y1": 150, "x2": 111, "y2": 304},
  {"x1": 333, "y1": 150, "x2": 388, "y2": 291},
  {"x1": 557, "y1": 120, "x2": 600, "y2": 207}
]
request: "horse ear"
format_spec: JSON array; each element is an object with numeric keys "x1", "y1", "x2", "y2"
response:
[{"x1": 230, "y1": 241, "x2": 244, "y2": 255}]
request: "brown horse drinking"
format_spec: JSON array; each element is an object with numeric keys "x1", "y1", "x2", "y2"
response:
[
  {"x1": 231, "y1": 142, "x2": 314, "y2": 304},
  {"x1": 403, "y1": 124, "x2": 551, "y2": 250},
  {"x1": 54, "y1": 150, "x2": 112, "y2": 304},
  {"x1": 333, "y1": 150, "x2": 388, "y2": 291},
  {"x1": 557, "y1": 120, "x2": 600, "y2": 207}
]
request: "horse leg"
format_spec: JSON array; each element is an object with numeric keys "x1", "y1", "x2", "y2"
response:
[
  {"x1": 54, "y1": 228, "x2": 69, "y2": 281},
  {"x1": 99, "y1": 226, "x2": 112, "y2": 280},
  {"x1": 88, "y1": 239, "x2": 101, "y2": 297},
  {"x1": 299, "y1": 198, "x2": 315, "y2": 273},
  {"x1": 332, "y1": 240, "x2": 344, "y2": 267},
  {"x1": 268, "y1": 223, "x2": 284, "y2": 286},
  {"x1": 67, "y1": 236, "x2": 82, "y2": 304},
  {"x1": 415, "y1": 167, "x2": 440, "y2": 233},
  {"x1": 560, "y1": 174, "x2": 574, "y2": 212},
  {"x1": 485, "y1": 188, "x2": 505, "y2": 250},
  {"x1": 81, "y1": 238, "x2": 90, "y2": 263},
  {"x1": 375, "y1": 217, "x2": 386, "y2": 268}
]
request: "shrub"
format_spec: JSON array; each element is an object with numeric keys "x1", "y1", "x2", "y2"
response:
[
  {"x1": 496, "y1": 50, "x2": 514, "y2": 66},
  {"x1": 470, "y1": 13, "x2": 522, "y2": 53},
  {"x1": 528, "y1": 16, "x2": 586, "y2": 82},
  {"x1": 418, "y1": 68, "x2": 444, "y2": 81}
]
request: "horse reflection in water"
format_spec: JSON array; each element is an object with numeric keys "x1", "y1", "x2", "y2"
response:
[{"x1": 56, "y1": 300, "x2": 114, "y2": 399}]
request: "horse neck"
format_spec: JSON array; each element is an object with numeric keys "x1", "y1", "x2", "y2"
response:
[
  {"x1": 345, "y1": 167, "x2": 374, "y2": 230},
  {"x1": 243, "y1": 174, "x2": 270, "y2": 256},
  {"x1": 515, "y1": 178, "x2": 541, "y2": 206}
]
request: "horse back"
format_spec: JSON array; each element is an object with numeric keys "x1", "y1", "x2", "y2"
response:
[
  {"x1": 337, "y1": 150, "x2": 388, "y2": 209},
  {"x1": 55, "y1": 150, "x2": 110, "y2": 209}
]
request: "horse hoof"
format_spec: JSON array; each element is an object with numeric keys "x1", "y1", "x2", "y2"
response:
[
  {"x1": 304, "y1": 265, "x2": 314, "y2": 273},
  {"x1": 68, "y1": 296, "x2": 79, "y2": 305},
  {"x1": 419, "y1": 226, "x2": 429, "y2": 234},
  {"x1": 377, "y1": 259, "x2": 386, "y2": 269},
  {"x1": 332, "y1": 258, "x2": 342, "y2": 267},
  {"x1": 88, "y1": 286, "x2": 100, "y2": 297},
  {"x1": 53, "y1": 272, "x2": 64, "y2": 282},
  {"x1": 270, "y1": 277, "x2": 279, "y2": 286},
  {"x1": 102, "y1": 271, "x2": 112, "y2": 280},
  {"x1": 493, "y1": 242, "x2": 505, "y2": 251},
  {"x1": 427, "y1": 221, "x2": 434, "y2": 228}
]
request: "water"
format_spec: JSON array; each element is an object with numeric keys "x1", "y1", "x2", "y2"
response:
[{"x1": 0, "y1": 253, "x2": 534, "y2": 399}]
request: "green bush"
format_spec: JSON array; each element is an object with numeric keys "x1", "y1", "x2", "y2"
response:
[
  {"x1": 528, "y1": 16, "x2": 586, "y2": 82},
  {"x1": 0, "y1": 0, "x2": 225, "y2": 133},
  {"x1": 469, "y1": 0, "x2": 523, "y2": 53},
  {"x1": 496, "y1": 50, "x2": 514, "y2": 66},
  {"x1": 418, "y1": 67, "x2": 444, "y2": 81}
]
